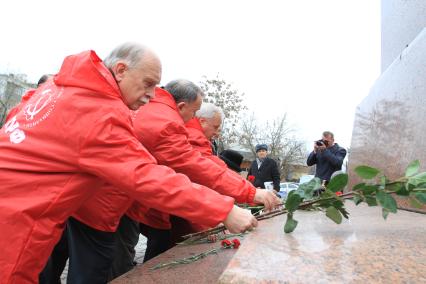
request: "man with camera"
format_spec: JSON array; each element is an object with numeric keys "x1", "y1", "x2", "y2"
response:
[{"x1": 307, "y1": 131, "x2": 347, "y2": 186}]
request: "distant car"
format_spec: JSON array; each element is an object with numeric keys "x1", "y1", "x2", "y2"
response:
[
  {"x1": 299, "y1": 175, "x2": 315, "y2": 184},
  {"x1": 278, "y1": 182, "x2": 299, "y2": 198}
]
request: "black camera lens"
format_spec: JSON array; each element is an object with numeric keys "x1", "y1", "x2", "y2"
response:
[{"x1": 315, "y1": 140, "x2": 324, "y2": 146}]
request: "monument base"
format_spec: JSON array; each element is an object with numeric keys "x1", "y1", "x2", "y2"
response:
[{"x1": 112, "y1": 203, "x2": 426, "y2": 283}]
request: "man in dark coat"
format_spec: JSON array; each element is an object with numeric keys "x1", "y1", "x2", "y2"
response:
[
  {"x1": 247, "y1": 144, "x2": 281, "y2": 192},
  {"x1": 307, "y1": 131, "x2": 347, "y2": 185}
]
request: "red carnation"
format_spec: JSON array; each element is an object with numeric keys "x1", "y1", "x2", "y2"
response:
[
  {"x1": 221, "y1": 239, "x2": 232, "y2": 248},
  {"x1": 248, "y1": 175, "x2": 255, "y2": 182},
  {"x1": 232, "y1": 239, "x2": 240, "y2": 249}
]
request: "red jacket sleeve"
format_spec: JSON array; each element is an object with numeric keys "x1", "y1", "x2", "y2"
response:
[
  {"x1": 143, "y1": 121, "x2": 256, "y2": 203},
  {"x1": 77, "y1": 110, "x2": 234, "y2": 228}
]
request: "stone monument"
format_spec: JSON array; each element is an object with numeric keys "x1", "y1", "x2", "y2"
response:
[{"x1": 349, "y1": 0, "x2": 426, "y2": 212}]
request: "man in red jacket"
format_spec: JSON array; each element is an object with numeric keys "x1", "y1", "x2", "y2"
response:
[
  {"x1": 125, "y1": 80, "x2": 281, "y2": 263},
  {"x1": 185, "y1": 102, "x2": 224, "y2": 158},
  {"x1": 71, "y1": 83, "x2": 279, "y2": 281},
  {"x1": 0, "y1": 43, "x2": 257, "y2": 284},
  {"x1": 170, "y1": 102, "x2": 235, "y2": 242}
]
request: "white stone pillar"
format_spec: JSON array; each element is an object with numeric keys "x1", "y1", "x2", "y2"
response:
[{"x1": 381, "y1": 0, "x2": 426, "y2": 72}]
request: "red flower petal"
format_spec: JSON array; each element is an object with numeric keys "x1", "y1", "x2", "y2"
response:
[
  {"x1": 221, "y1": 239, "x2": 232, "y2": 247},
  {"x1": 232, "y1": 239, "x2": 240, "y2": 249}
]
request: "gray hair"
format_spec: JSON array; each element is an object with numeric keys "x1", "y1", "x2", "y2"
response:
[
  {"x1": 164, "y1": 79, "x2": 204, "y2": 103},
  {"x1": 195, "y1": 102, "x2": 224, "y2": 120},
  {"x1": 103, "y1": 42, "x2": 147, "y2": 69}
]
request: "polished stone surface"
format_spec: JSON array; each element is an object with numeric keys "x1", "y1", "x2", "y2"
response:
[
  {"x1": 220, "y1": 203, "x2": 426, "y2": 283},
  {"x1": 349, "y1": 28, "x2": 426, "y2": 211},
  {"x1": 111, "y1": 235, "x2": 240, "y2": 283},
  {"x1": 112, "y1": 203, "x2": 425, "y2": 283}
]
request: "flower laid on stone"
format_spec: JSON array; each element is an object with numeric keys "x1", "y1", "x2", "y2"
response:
[
  {"x1": 221, "y1": 238, "x2": 240, "y2": 249},
  {"x1": 177, "y1": 233, "x2": 246, "y2": 246},
  {"x1": 221, "y1": 239, "x2": 232, "y2": 247},
  {"x1": 231, "y1": 239, "x2": 240, "y2": 249},
  {"x1": 152, "y1": 238, "x2": 242, "y2": 270}
]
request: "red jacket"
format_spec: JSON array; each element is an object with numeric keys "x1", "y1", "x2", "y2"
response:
[
  {"x1": 126, "y1": 88, "x2": 256, "y2": 229},
  {"x1": 0, "y1": 51, "x2": 234, "y2": 283},
  {"x1": 173, "y1": 118, "x2": 236, "y2": 233}
]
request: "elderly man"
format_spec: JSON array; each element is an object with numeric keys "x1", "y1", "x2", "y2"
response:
[
  {"x1": 124, "y1": 81, "x2": 280, "y2": 263},
  {"x1": 185, "y1": 102, "x2": 224, "y2": 158},
  {"x1": 248, "y1": 144, "x2": 281, "y2": 191},
  {"x1": 170, "y1": 103, "x2": 247, "y2": 242},
  {"x1": 54, "y1": 83, "x2": 278, "y2": 281},
  {"x1": 0, "y1": 43, "x2": 256, "y2": 283}
]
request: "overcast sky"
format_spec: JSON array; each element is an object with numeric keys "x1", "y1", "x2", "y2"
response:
[{"x1": 0, "y1": 0, "x2": 381, "y2": 150}]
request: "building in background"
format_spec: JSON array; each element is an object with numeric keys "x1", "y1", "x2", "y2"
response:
[{"x1": 0, "y1": 73, "x2": 35, "y2": 126}]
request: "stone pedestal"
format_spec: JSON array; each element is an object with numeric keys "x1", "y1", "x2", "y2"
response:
[
  {"x1": 349, "y1": 28, "x2": 426, "y2": 212},
  {"x1": 112, "y1": 203, "x2": 426, "y2": 283}
]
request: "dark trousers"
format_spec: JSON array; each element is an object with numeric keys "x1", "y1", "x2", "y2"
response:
[
  {"x1": 66, "y1": 217, "x2": 117, "y2": 284},
  {"x1": 39, "y1": 225, "x2": 69, "y2": 284},
  {"x1": 108, "y1": 215, "x2": 140, "y2": 281},
  {"x1": 139, "y1": 223, "x2": 172, "y2": 262},
  {"x1": 40, "y1": 216, "x2": 140, "y2": 284}
]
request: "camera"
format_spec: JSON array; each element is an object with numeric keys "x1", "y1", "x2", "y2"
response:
[{"x1": 315, "y1": 139, "x2": 328, "y2": 147}]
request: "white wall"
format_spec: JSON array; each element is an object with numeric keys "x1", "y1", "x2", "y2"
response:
[{"x1": 381, "y1": 0, "x2": 426, "y2": 72}]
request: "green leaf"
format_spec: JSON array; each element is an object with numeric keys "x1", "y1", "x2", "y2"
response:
[
  {"x1": 413, "y1": 192, "x2": 426, "y2": 204},
  {"x1": 331, "y1": 199, "x2": 344, "y2": 208},
  {"x1": 327, "y1": 173, "x2": 348, "y2": 193},
  {"x1": 326, "y1": 206, "x2": 342, "y2": 224},
  {"x1": 395, "y1": 185, "x2": 409, "y2": 196},
  {"x1": 382, "y1": 208, "x2": 390, "y2": 220},
  {"x1": 319, "y1": 189, "x2": 336, "y2": 200},
  {"x1": 409, "y1": 172, "x2": 426, "y2": 186},
  {"x1": 353, "y1": 183, "x2": 366, "y2": 191},
  {"x1": 360, "y1": 185, "x2": 378, "y2": 195},
  {"x1": 298, "y1": 178, "x2": 321, "y2": 199},
  {"x1": 284, "y1": 213, "x2": 298, "y2": 233},
  {"x1": 416, "y1": 182, "x2": 426, "y2": 188},
  {"x1": 285, "y1": 192, "x2": 302, "y2": 212},
  {"x1": 352, "y1": 195, "x2": 363, "y2": 205},
  {"x1": 376, "y1": 191, "x2": 397, "y2": 213},
  {"x1": 354, "y1": 165, "x2": 380, "y2": 179},
  {"x1": 365, "y1": 196, "x2": 377, "y2": 206},
  {"x1": 386, "y1": 182, "x2": 405, "y2": 194},
  {"x1": 337, "y1": 206, "x2": 350, "y2": 219},
  {"x1": 405, "y1": 160, "x2": 420, "y2": 177}
]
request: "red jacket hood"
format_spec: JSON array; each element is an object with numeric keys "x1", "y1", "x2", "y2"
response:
[
  {"x1": 54, "y1": 50, "x2": 121, "y2": 99},
  {"x1": 152, "y1": 87, "x2": 179, "y2": 112},
  {"x1": 185, "y1": 117, "x2": 202, "y2": 131}
]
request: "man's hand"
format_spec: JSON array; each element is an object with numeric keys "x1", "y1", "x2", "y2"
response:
[
  {"x1": 314, "y1": 143, "x2": 326, "y2": 153},
  {"x1": 253, "y1": 188, "x2": 281, "y2": 211},
  {"x1": 223, "y1": 205, "x2": 258, "y2": 233}
]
